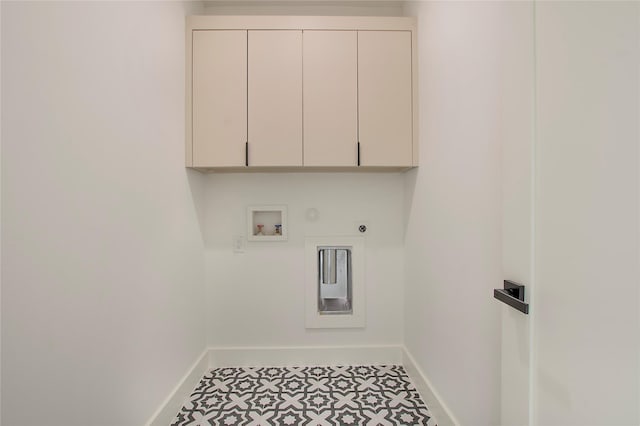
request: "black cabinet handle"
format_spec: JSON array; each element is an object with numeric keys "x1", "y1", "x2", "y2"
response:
[
  {"x1": 357, "y1": 142, "x2": 361, "y2": 166},
  {"x1": 494, "y1": 280, "x2": 529, "y2": 314},
  {"x1": 245, "y1": 142, "x2": 248, "y2": 167}
]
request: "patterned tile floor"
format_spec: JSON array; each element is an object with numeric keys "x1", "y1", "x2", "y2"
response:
[{"x1": 172, "y1": 365, "x2": 437, "y2": 426}]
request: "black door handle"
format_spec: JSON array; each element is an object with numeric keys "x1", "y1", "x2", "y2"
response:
[{"x1": 494, "y1": 280, "x2": 529, "y2": 314}]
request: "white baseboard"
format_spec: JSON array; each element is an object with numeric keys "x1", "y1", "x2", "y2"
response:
[
  {"x1": 208, "y1": 345, "x2": 403, "y2": 367},
  {"x1": 145, "y1": 349, "x2": 209, "y2": 426},
  {"x1": 402, "y1": 347, "x2": 460, "y2": 426}
]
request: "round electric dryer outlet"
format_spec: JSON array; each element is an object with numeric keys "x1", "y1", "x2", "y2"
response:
[{"x1": 355, "y1": 221, "x2": 370, "y2": 235}]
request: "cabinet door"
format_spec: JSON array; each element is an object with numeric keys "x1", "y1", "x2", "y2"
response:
[
  {"x1": 248, "y1": 30, "x2": 303, "y2": 167},
  {"x1": 358, "y1": 31, "x2": 413, "y2": 167},
  {"x1": 192, "y1": 30, "x2": 247, "y2": 167},
  {"x1": 303, "y1": 31, "x2": 358, "y2": 166}
]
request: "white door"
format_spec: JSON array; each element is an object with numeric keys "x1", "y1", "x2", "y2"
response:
[
  {"x1": 303, "y1": 30, "x2": 358, "y2": 167},
  {"x1": 500, "y1": 2, "x2": 639, "y2": 425},
  {"x1": 499, "y1": 3, "x2": 535, "y2": 425},
  {"x1": 248, "y1": 30, "x2": 303, "y2": 167},
  {"x1": 533, "y1": 2, "x2": 639, "y2": 424}
]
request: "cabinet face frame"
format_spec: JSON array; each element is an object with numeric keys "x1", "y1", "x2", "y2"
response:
[{"x1": 186, "y1": 16, "x2": 418, "y2": 171}]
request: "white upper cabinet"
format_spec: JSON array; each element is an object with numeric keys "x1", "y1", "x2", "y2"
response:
[
  {"x1": 248, "y1": 30, "x2": 303, "y2": 167},
  {"x1": 303, "y1": 30, "x2": 358, "y2": 167},
  {"x1": 186, "y1": 17, "x2": 417, "y2": 171},
  {"x1": 192, "y1": 30, "x2": 247, "y2": 167},
  {"x1": 358, "y1": 31, "x2": 413, "y2": 167}
]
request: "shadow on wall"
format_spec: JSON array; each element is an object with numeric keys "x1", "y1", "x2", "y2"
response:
[
  {"x1": 186, "y1": 168, "x2": 207, "y2": 241},
  {"x1": 403, "y1": 167, "x2": 419, "y2": 242}
]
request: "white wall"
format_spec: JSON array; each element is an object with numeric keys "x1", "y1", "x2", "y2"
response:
[
  {"x1": 203, "y1": 0, "x2": 404, "y2": 16},
  {"x1": 403, "y1": 2, "x2": 511, "y2": 424},
  {"x1": 200, "y1": 0, "x2": 407, "y2": 351},
  {"x1": 204, "y1": 173, "x2": 405, "y2": 347},
  {"x1": 1, "y1": 2, "x2": 206, "y2": 425},
  {"x1": 534, "y1": 2, "x2": 639, "y2": 424}
]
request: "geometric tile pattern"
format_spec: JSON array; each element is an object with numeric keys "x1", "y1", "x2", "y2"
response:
[{"x1": 171, "y1": 365, "x2": 437, "y2": 426}]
